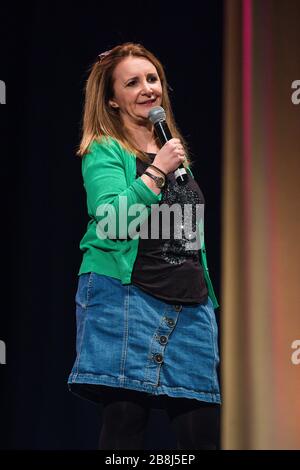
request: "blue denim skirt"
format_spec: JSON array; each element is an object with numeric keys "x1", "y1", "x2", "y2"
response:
[{"x1": 67, "y1": 272, "x2": 221, "y2": 405}]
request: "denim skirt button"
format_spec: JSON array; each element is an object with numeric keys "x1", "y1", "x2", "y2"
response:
[
  {"x1": 154, "y1": 353, "x2": 163, "y2": 363},
  {"x1": 166, "y1": 317, "x2": 175, "y2": 327},
  {"x1": 159, "y1": 335, "x2": 168, "y2": 345},
  {"x1": 173, "y1": 305, "x2": 182, "y2": 312}
]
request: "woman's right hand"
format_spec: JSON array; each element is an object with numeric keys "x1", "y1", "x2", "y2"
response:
[{"x1": 152, "y1": 138, "x2": 186, "y2": 175}]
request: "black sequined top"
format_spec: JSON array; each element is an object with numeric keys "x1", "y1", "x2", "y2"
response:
[{"x1": 131, "y1": 153, "x2": 208, "y2": 305}]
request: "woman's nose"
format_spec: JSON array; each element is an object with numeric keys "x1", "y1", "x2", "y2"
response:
[{"x1": 141, "y1": 81, "x2": 153, "y2": 94}]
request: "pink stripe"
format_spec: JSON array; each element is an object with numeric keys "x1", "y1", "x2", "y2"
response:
[{"x1": 242, "y1": 0, "x2": 253, "y2": 440}]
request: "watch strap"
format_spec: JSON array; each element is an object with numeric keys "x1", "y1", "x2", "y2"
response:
[{"x1": 144, "y1": 171, "x2": 165, "y2": 188}]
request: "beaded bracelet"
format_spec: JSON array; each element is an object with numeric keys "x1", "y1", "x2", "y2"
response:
[{"x1": 147, "y1": 164, "x2": 167, "y2": 178}]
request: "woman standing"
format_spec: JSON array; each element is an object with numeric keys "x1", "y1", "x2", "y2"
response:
[{"x1": 68, "y1": 42, "x2": 221, "y2": 450}]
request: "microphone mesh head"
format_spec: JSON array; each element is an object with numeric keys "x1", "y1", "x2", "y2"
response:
[{"x1": 148, "y1": 106, "x2": 166, "y2": 124}]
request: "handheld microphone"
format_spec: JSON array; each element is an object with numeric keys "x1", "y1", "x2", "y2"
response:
[{"x1": 148, "y1": 106, "x2": 189, "y2": 186}]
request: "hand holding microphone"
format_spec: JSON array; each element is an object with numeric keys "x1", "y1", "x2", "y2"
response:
[
  {"x1": 148, "y1": 106, "x2": 189, "y2": 186},
  {"x1": 152, "y1": 138, "x2": 186, "y2": 174}
]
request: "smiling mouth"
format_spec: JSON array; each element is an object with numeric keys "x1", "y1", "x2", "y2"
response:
[{"x1": 139, "y1": 98, "x2": 156, "y2": 105}]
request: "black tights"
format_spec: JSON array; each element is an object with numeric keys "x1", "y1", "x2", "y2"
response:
[{"x1": 98, "y1": 389, "x2": 220, "y2": 450}]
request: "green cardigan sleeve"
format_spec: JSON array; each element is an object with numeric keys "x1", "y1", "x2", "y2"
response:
[{"x1": 82, "y1": 138, "x2": 162, "y2": 239}]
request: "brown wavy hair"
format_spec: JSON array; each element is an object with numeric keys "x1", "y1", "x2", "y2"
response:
[{"x1": 76, "y1": 42, "x2": 192, "y2": 166}]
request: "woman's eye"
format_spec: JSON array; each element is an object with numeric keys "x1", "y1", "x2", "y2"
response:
[{"x1": 127, "y1": 76, "x2": 158, "y2": 86}]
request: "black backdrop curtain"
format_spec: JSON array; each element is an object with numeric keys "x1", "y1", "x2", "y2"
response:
[{"x1": 0, "y1": 1, "x2": 223, "y2": 449}]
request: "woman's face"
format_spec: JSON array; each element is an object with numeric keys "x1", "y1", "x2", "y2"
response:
[{"x1": 109, "y1": 56, "x2": 163, "y2": 126}]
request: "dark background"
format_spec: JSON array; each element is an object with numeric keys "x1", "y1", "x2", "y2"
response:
[{"x1": 0, "y1": 1, "x2": 223, "y2": 449}]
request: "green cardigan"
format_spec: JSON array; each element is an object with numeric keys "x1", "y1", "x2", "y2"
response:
[{"x1": 78, "y1": 136, "x2": 219, "y2": 309}]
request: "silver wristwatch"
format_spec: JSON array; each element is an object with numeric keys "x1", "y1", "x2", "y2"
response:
[{"x1": 144, "y1": 171, "x2": 165, "y2": 188}]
